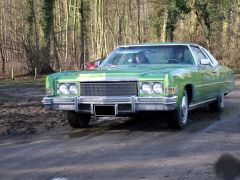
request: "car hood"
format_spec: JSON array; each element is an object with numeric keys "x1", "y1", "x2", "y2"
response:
[{"x1": 53, "y1": 64, "x2": 195, "y2": 82}]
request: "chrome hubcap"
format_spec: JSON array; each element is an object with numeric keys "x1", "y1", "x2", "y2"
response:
[{"x1": 181, "y1": 94, "x2": 188, "y2": 124}]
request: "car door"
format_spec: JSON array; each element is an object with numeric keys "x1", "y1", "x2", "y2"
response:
[
  {"x1": 202, "y1": 48, "x2": 228, "y2": 96},
  {"x1": 201, "y1": 47, "x2": 221, "y2": 97},
  {"x1": 190, "y1": 46, "x2": 216, "y2": 101}
]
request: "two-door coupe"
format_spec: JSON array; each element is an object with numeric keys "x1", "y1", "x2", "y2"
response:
[{"x1": 42, "y1": 43, "x2": 234, "y2": 129}]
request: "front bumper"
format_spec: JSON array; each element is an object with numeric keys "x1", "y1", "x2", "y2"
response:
[{"x1": 42, "y1": 96, "x2": 177, "y2": 115}]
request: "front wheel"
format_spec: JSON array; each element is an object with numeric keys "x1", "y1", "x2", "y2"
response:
[
  {"x1": 167, "y1": 90, "x2": 189, "y2": 129},
  {"x1": 67, "y1": 111, "x2": 91, "y2": 128}
]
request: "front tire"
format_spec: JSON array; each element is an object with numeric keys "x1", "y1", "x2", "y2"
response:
[
  {"x1": 167, "y1": 90, "x2": 189, "y2": 129},
  {"x1": 67, "y1": 111, "x2": 91, "y2": 128},
  {"x1": 209, "y1": 93, "x2": 224, "y2": 112}
]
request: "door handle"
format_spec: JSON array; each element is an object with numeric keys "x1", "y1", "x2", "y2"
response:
[{"x1": 212, "y1": 70, "x2": 217, "y2": 73}]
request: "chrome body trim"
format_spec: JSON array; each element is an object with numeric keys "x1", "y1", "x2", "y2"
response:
[
  {"x1": 189, "y1": 98, "x2": 217, "y2": 110},
  {"x1": 42, "y1": 95, "x2": 220, "y2": 114},
  {"x1": 194, "y1": 81, "x2": 233, "y2": 88},
  {"x1": 59, "y1": 77, "x2": 139, "y2": 82},
  {"x1": 42, "y1": 95, "x2": 178, "y2": 115}
]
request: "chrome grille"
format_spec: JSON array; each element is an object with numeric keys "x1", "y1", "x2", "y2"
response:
[{"x1": 80, "y1": 82, "x2": 137, "y2": 96}]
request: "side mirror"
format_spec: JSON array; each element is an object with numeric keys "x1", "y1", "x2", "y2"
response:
[
  {"x1": 96, "y1": 61, "x2": 101, "y2": 67},
  {"x1": 200, "y1": 58, "x2": 210, "y2": 65},
  {"x1": 96, "y1": 59, "x2": 104, "y2": 67}
]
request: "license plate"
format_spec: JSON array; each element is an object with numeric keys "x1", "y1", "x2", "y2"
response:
[{"x1": 94, "y1": 105, "x2": 116, "y2": 116}]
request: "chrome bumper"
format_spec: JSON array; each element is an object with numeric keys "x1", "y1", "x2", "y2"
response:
[{"x1": 42, "y1": 96, "x2": 177, "y2": 115}]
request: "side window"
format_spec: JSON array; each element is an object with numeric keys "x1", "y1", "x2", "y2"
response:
[
  {"x1": 190, "y1": 46, "x2": 207, "y2": 64},
  {"x1": 201, "y1": 48, "x2": 219, "y2": 67}
]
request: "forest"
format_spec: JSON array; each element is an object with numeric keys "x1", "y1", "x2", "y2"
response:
[{"x1": 0, "y1": 0, "x2": 239, "y2": 76}]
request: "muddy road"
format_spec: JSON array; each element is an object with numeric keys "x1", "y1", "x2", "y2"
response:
[{"x1": 0, "y1": 81, "x2": 240, "y2": 180}]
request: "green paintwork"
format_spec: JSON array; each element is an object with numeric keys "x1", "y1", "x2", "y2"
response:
[{"x1": 45, "y1": 43, "x2": 235, "y2": 108}]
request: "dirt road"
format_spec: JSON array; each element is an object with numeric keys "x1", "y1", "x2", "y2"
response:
[{"x1": 0, "y1": 81, "x2": 240, "y2": 180}]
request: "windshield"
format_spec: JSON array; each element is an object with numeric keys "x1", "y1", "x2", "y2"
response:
[{"x1": 100, "y1": 45, "x2": 195, "y2": 67}]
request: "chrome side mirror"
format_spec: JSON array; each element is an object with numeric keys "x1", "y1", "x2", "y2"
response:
[
  {"x1": 95, "y1": 59, "x2": 104, "y2": 67},
  {"x1": 200, "y1": 58, "x2": 210, "y2": 65},
  {"x1": 96, "y1": 61, "x2": 101, "y2": 67}
]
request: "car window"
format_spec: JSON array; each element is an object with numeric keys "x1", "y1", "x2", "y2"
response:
[
  {"x1": 101, "y1": 45, "x2": 195, "y2": 66},
  {"x1": 190, "y1": 46, "x2": 208, "y2": 64},
  {"x1": 201, "y1": 48, "x2": 219, "y2": 67}
]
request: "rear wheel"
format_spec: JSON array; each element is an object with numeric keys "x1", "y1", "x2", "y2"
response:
[
  {"x1": 209, "y1": 93, "x2": 224, "y2": 112},
  {"x1": 67, "y1": 111, "x2": 91, "y2": 128},
  {"x1": 167, "y1": 90, "x2": 189, "y2": 129}
]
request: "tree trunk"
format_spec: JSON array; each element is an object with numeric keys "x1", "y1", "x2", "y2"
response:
[
  {"x1": 136, "y1": 0, "x2": 141, "y2": 43},
  {"x1": 39, "y1": 0, "x2": 55, "y2": 74},
  {"x1": 0, "y1": 42, "x2": 5, "y2": 73},
  {"x1": 73, "y1": 0, "x2": 77, "y2": 63},
  {"x1": 80, "y1": 0, "x2": 85, "y2": 69},
  {"x1": 64, "y1": 0, "x2": 69, "y2": 62}
]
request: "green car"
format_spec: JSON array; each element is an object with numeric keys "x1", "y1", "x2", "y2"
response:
[{"x1": 42, "y1": 43, "x2": 234, "y2": 129}]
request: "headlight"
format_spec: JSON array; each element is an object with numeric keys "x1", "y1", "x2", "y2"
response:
[
  {"x1": 69, "y1": 84, "x2": 78, "y2": 95},
  {"x1": 58, "y1": 83, "x2": 79, "y2": 95},
  {"x1": 153, "y1": 82, "x2": 163, "y2": 94},
  {"x1": 59, "y1": 84, "x2": 69, "y2": 95},
  {"x1": 141, "y1": 83, "x2": 152, "y2": 94},
  {"x1": 140, "y1": 82, "x2": 164, "y2": 94}
]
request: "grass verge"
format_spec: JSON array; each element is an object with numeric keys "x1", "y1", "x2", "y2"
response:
[{"x1": 0, "y1": 77, "x2": 45, "y2": 87}]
